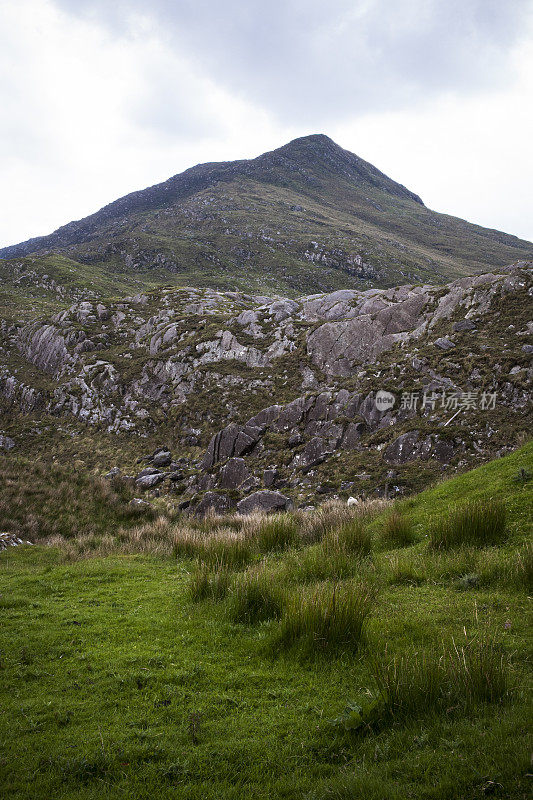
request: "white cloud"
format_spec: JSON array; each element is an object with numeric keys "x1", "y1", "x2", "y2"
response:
[
  {"x1": 0, "y1": 0, "x2": 287, "y2": 246},
  {"x1": 0, "y1": 0, "x2": 532, "y2": 249},
  {"x1": 331, "y1": 38, "x2": 533, "y2": 241},
  {"x1": 55, "y1": 0, "x2": 533, "y2": 121}
]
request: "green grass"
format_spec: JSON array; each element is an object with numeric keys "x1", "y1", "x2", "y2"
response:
[
  {"x1": 429, "y1": 499, "x2": 508, "y2": 550},
  {"x1": 228, "y1": 563, "x2": 285, "y2": 624},
  {"x1": 0, "y1": 445, "x2": 532, "y2": 799},
  {"x1": 395, "y1": 441, "x2": 533, "y2": 539},
  {"x1": 256, "y1": 514, "x2": 300, "y2": 552},
  {"x1": 272, "y1": 580, "x2": 377, "y2": 657}
]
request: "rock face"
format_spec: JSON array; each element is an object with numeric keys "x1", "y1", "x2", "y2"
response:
[
  {"x1": 218, "y1": 458, "x2": 250, "y2": 490},
  {"x1": 236, "y1": 490, "x2": 293, "y2": 515},
  {"x1": 307, "y1": 315, "x2": 404, "y2": 376},
  {"x1": 383, "y1": 431, "x2": 454, "y2": 464},
  {"x1": 1, "y1": 260, "x2": 532, "y2": 505},
  {"x1": 194, "y1": 492, "x2": 233, "y2": 517},
  {"x1": 201, "y1": 423, "x2": 263, "y2": 470},
  {"x1": 17, "y1": 323, "x2": 71, "y2": 376}
]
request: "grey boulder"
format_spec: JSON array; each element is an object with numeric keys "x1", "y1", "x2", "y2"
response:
[
  {"x1": 194, "y1": 492, "x2": 233, "y2": 517},
  {"x1": 152, "y1": 449, "x2": 172, "y2": 468},
  {"x1": 434, "y1": 337, "x2": 455, "y2": 350},
  {"x1": 0, "y1": 435, "x2": 15, "y2": 451},
  {"x1": 136, "y1": 472, "x2": 166, "y2": 489},
  {"x1": 218, "y1": 457, "x2": 250, "y2": 490},
  {"x1": 237, "y1": 490, "x2": 293, "y2": 515}
]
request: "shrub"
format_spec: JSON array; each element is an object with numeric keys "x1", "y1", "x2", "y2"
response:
[
  {"x1": 272, "y1": 580, "x2": 376, "y2": 656},
  {"x1": 228, "y1": 565, "x2": 285, "y2": 623},
  {"x1": 429, "y1": 500, "x2": 507, "y2": 550},
  {"x1": 381, "y1": 511, "x2": 416, "y2": 548},
  {"x1": 256, "y1": 514, "x2": 299, "y2": 552},
  {"x1": 188, "y1": 561, "x2": 231, "y2": 602}
]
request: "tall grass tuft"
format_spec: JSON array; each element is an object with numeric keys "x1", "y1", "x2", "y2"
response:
[
  {"x1": 297, "y1": 499, "x2": 390, "y2": 545},
  {"x1": 196, "y1": 532, "x2": 254, "y2": 569},
  {"x1": 273, "y1": 580, "x2": 377, "y2": 656},
  {"x1": 386, "y1": 553, "x2": 425, "y2": 586},
  {"x1": 228, "y1": 564, "x2": 285, "y2": 624},
  {"x1": 447, "y1": 637, "x2": 509, "y2": 706},
  {"x1": 508, "y1": 542, "x2": 533, "y2": 592},
  {"x1": 188, "y1": 561, "x2": 231, "y2": 602},
  {"x1": 372, "y1": 648, "x2": 445, "y2": 718},
  {"x1": 371, "y1": 635, "x2": 510, "y2": 721},
  {"x1": 429, "y1": 499, "x2": 507, "y2": 550},
  {"x1": 325, "y1": 517, "x2": 372, "y2": 558},
  {"x1": 381, "y1": 510, "x2": 416, "y2": 548},
  {"x1": 281, "y1": 545, "x2": 358, "y2": 584},
  {"x1": 174, "y1": 527, "x2": 254, "y2": 569},
  {"x1": 256, "y1": 514, "x2": 299, "y2": 553}
]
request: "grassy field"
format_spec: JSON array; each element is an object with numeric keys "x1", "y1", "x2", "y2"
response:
[{"x1": 0, "y1": 444, "x2": 531, "y2": 799}]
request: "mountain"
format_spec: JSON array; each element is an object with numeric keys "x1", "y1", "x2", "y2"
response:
[
  {"x1": 1, "y1": 135, "x2": 531, "y2": 508},
  {"x1": 1, "y1": 134, "x2": 532, "y2": 298}
]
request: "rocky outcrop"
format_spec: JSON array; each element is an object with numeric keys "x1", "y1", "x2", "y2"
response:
[
  {"x1": 201, "y1": 423, "x2": 263, "y2": 470},
  {"x1": 236, "y1": 490, "x2": 293, "y2": 515},
  {"x1": 17, "y1": 323, "x2": 71, "y2": 376},
  {"x1": 1, "y1": 261, "x2": 531, "y2": 504},
  {"x1": 383, "y1": 431, "x2": 455, "y2": 464}
]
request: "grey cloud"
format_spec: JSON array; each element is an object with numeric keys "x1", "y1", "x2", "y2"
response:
[
  {"x1": 125, "y1": 57, "x2": 227, "y2": 140},
  {"x1": 45, "y1": 0, "x2": 533, "y2": 125}
]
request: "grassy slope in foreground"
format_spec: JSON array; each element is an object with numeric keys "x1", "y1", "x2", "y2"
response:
[{"x1": 0, "y1": 444, "x2": 531, "y2": 800}]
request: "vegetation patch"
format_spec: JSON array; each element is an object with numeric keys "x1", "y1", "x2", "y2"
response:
[
  {"x1": 429, "y1": 499, "x2": 507, "y2": 550},
  {"x1": 272, "y1": 580, "x2": 377, "y2": 657}
]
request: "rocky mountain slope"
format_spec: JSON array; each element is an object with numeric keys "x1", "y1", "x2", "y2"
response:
[
  {"x1": 2, "y1": 135, "x2": 532, "y2": 298},
  {"x1": 1, "y1": 259, "x2": 531, "y2": 513}
]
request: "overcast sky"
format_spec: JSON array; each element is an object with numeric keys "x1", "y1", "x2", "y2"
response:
[{"x1": 1, "y1": 0, "x2": 532, "y2": 249}]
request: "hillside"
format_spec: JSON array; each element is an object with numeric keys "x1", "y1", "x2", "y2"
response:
[
  {"x1": 1, "y1": 260, "x2": 531, "y2": 517},
  {"x1": 1, "y1": 135, "x2": 532, "y2": 297},
  {"x1": 1, "y1": 445, "x2": 531, "y2": 799}
]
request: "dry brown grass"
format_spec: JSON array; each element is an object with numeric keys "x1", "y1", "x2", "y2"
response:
[
  {"x1": 6, "y1": 471, "x2": 391, "y2": 562},
  {"x1": 0, "y1": 458, "x2": 155, "y2": 542}
]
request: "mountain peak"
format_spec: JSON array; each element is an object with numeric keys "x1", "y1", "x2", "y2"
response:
[
  {"x1": 1, "y1": 134, "x2": 531, "y2": 284},
  {"x1": 280, "y1": 133, "x2": 337, "y2": 150},
  {"x1": 260, "y1": 134, "x2": 424, "y2": 206}
]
